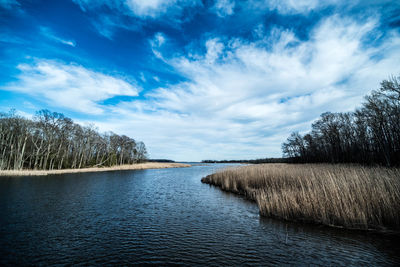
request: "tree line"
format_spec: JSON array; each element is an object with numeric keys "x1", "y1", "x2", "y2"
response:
[
  {"x1": 202, "y1": 158, "x2": 288, "y2": 164},
  {"x1": 282, "y1": 75, "x2": 400, "y2": 166},
  {"x1": 0, "y1": 109, "x2": 147, "y2": 170}
]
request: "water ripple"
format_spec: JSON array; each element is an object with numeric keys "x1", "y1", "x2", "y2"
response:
[{"x1": 1, "y1": 164, "x2": 399, "y2": 266}]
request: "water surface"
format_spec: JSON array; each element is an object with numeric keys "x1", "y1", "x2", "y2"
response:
[{"x1": 1, "y1": 164, "x2": 399, "y2": 265}]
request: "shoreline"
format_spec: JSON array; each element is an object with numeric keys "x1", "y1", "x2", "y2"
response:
[{"x1": 0, "y1": 162, "x2": 191, "y2": 176}]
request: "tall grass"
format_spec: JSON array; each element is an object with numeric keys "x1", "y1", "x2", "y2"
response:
[{"x1": 201, "y1": 164, "x2": 400, "y2": 231}]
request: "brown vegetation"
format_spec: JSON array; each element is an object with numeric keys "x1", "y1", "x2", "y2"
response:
[
  {"x1": 201, "y1": 164, "x2": 400, "y2": 231},
  {"x1": 0, "y1": 162, "x2": 190, "y2": 176}
]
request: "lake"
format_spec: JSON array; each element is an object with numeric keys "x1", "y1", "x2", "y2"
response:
[{"x1": 1, "y1": 164, "x2": 399, "y2": 265}]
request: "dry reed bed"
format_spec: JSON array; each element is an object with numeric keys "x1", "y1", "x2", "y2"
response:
[
  {"x1": 0, "y1": 162, "x2": 191, "y2": 176},
  {"x1": 201, "y1": 164, "x2": 400, "y2": 231}
]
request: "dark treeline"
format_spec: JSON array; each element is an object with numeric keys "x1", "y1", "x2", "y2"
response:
[
  {"x1": 282, "y1": 75, "x2": 400, "y2": 166},
  {"x1": 202, "y1": 158, "x2": 288, "y2": 164},
  {"x1": 147, "y1": 159, "x2": 175, "y2": 163},
  {"x1": 0, "y1": 109, "x2": 147, "y2": 170}
]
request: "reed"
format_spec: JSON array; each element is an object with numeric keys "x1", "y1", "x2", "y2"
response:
[{"x1": 201, "y1": 164, "x2": 400, "y2": 231}]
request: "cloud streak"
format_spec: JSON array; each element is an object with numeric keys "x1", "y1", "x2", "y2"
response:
[
  {"x1": 2, "y1": 59, "x2": 139, "y2": 114},
  {"x1": 72, "y1": 0, "x2": 201, "y2": 38},
  {"x1": 40, "y1": 27, "x2": 76, "y2": 47},
  {"x1": 75, "y1": 0, "x2": 200, "y2": 18}
]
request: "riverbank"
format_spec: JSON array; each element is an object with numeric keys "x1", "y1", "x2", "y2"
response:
[
  {"x1": 0, "y1": 162, "x2": 191, "y2": 176},
  {"x1": 201, "y1": 163, "x2": 400, "y2": 232}
]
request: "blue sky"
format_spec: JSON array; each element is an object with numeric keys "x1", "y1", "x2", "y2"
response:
[{"x1": 1, "y1": 0, "x2": 399, "y2": 161}]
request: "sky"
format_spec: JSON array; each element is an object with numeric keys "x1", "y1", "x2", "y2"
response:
[{"x1": 0, "y1": 0, "x2": 399, "y2": 161}]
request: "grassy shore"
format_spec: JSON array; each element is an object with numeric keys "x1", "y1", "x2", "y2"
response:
[
  {"x1": 0, "y1": 162, "x2": 191, "y2": 176},
  {"x1": 201, "y1": 164, "x2": 400, "y2": 232}
]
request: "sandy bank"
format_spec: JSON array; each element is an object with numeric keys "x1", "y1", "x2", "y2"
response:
[{"x1": 0, "y1": 162, "x2": 191, "y2": 176}]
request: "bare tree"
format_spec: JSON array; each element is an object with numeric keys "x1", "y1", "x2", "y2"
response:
[
  {"x1": 0, "y1": 109, "x2": 147, "y2": 170},
  {"x1": 282, "y1": 75, "x2": 400, "y2": 166}
]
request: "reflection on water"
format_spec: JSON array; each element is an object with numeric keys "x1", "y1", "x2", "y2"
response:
[
  {"x1": 0, "y1": 164, "x2": 399, "y2": 266},
  {"x1": 258, "y1": 217, "x2": 400, "y2": 266}
]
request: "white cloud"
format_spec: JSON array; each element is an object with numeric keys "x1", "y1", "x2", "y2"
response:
[
  {"x1": 125, "y1": 0, "x2": 201, "y2": 18},
  {"x1": 15, "y1": 110, "x2": 33, "y2": 120},
  {"x1": 2, "y1": 60, "x2": 139, "y2": 114},
  {"x1": 153, "y1": 32, "x2": 166, "y2": 47},
  {"x1": 247, "y1": 0, "x2": 342, "y2": 14},
  {"x1": 72, "y1": 0, "x2": 201, "y2": 38},
  {"x1": 150, "y1": 32, "x2": 167, "y2": 60},
  {"x1": 93, "y1": 15, "x2": 400, "y2": 161},
  {"x1": 40, "y1": 27, "x2": 76, "y2": 47},
  {"x1": 73, "y1": 0, "x2": 200, "y2": 18},
  {"x1": 212, "y1": 0, "x2": 235, "y2": 17},
  {"x1": 125, "y1": 0, "x2": 175, "y2": 18}
]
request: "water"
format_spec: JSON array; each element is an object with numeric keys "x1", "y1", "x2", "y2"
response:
[{"x1": 1, "y1": 164, "x2": 399, "y2": 266}]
